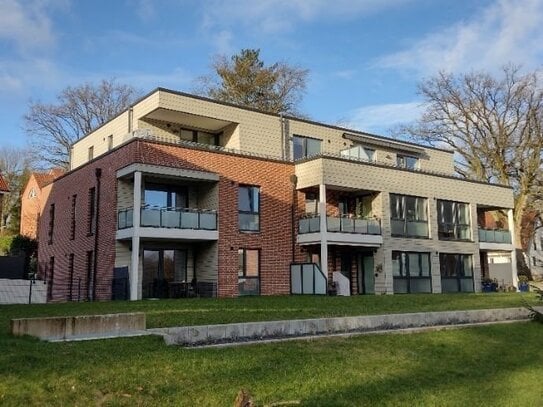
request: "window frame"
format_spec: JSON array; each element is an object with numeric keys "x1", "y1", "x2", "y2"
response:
[
  {"x1": 88, "y1": 146, "x2": 94, "y2": 161},
  {"x1": 292, "y1": 135, "x2": 322, "y2": 160},
  {"x1": 70, "y1": 194, "x2": 77, "y2": 240},
  {"x1": 390, "y1": 194, "x2": 429, "y2": 238},
  {"x1": 238, "y1": 185, "x2": 260, "y2": 232},
  {"x1": 437, "y1": 200, "x2": 471, "y2": 241},
  {"x1": 439, "y1": 253, "x2": 474, "y2": 293},
  {"x1": 392, "y1": 251, "x2": 432, "y2": 294},
  {"x1": 47, "y1": 203, "x2": 55, "y2": 244},
  {"x1": 87, "y1": 187, "x2": 96, "y2": 236},
  {"x1": 397, "y1": 154, "x2": 419, "y2": 170},
  {"x1": 238, "y1": 248, "x2": 261, "y2": 296}
]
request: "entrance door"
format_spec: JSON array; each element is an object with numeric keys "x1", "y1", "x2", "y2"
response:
[{"x1": 357, "y1": 253, "x2": 375, "y2": 294}]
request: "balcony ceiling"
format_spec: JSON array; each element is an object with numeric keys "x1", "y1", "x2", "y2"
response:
[{"x1": 144, "y1": 108, "x2": 233, "y2": 132}]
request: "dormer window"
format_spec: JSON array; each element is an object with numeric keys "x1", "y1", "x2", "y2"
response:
[
  {"x1": 397, "y1": 154, "x2": 419, "y2": 170},
  {"x1": 28, "y1": 188, "x2": 37, "y2": 199}
]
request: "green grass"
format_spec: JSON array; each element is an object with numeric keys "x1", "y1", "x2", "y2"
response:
[
  {"x1": 0, "y1": 293, "x2": 541, "y2": 405},
  {"x1": 0, "y1": 292, "x2": 537, "y2": 331},
  {"x1": 0, "y1": 321, "x2": 541, "y2": 405}
]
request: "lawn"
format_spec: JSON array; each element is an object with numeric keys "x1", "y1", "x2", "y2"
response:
[
  {"x1": 0, "y1": 292, "x2": 537, "y2": 330},
  {"x1": 0, "y1": 293, "x2": 542, "y2": 405}
]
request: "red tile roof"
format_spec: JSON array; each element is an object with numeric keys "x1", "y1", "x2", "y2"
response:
[
  {"x1": 0, "y1": 172, "x2": 8, "y2": 192},
  {"x1": 32, "y1": 168, "x2": 64, "y2": 189}
]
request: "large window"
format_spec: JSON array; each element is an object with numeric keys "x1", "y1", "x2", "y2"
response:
[
  {"x1": 440, "y1": 254, "x2": 474, "y2": 293},
  {"x1": 238, "y1": 249, "x2": 260, "y2": 295},
  {"x1": 144, "y1": 183, "x2": 188, "y2": 208},
  {"x1": 397, "y1": 154, "x2": 419, "y2": 169},
  {"x1": 293, "y1": 135, "x2": 322, "y2": 160},
  {"x1": 390, "y1": 194, "x2": 428, "y2": 238},
  {"x1": 340, "y1": 145, "x2": 375, "y2": 161},
  {"x1": 392, "y1": 251, "x2": 432, "y2": 293},
  {"x1": 239, "y1": 185, "x2": 260, "y2": 231},
  {"x1": 438, "y1": 200, "x2": 471, "y2": 240}
]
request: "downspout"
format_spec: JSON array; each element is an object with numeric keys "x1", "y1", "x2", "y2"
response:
[
  {"x1": 92, "y1": 167, "x2": 102, "y2": 301},
  {"x1": 280, "y1": 113, "x2": 285, "y2": 160},
  {"x1": 290, "y1": 175, "x2": 298, "y2": 263}
]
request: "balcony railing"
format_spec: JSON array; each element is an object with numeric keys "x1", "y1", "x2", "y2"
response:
[
  {"x1": 438, "y1": 222, "x2": 471, "y2": 240},
  {"x1": 298, "y1": 214, "x2": 381, "y2": 235},
  {"x1": 117, "y1": 206, "x2": 217, "y2": 230},
  {"x1": 391, "y1": 219, "x2": 429, "y2": 238},
  {"x1": 478, "y1": 228, "x2": 511, "y2": 244}
]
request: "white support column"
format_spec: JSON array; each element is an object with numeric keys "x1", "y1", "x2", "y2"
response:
[
  {"x1": 130, "y1": 171, "x2": 142, "y2": 300},
  {"x1": 319, "y1": 184, "x2": 328, "y2": 281},
  {"x1": 508, "y1": 209, "x2": 519, "y2": 289}
]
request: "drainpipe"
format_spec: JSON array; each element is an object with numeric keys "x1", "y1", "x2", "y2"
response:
[
  {"x1": 92, "y1": 167, "x2": 102, "y2": 301},
  {"x1": 280, "y1": 113, "x2": 285, "y2": 160}
]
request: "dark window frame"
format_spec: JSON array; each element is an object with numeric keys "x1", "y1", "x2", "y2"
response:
[
  {"x1": 397, "y1": 154, "x2": 419, "y2": 169},
  {"x1": 293, "y1": 135, "x2": 322, "y2": 160},
  {"x1": 70, "y1": 194, "x2": 77, "y2": 240},
  {"x1": 107, "y1": 135, "x2": 113, "y2": 151},
  {"x1": 390, "y1": 194, "x2": 429, "y2": 238},
  {"x1": 392, "y1": 251, "x2": 432, "y2": 294},
  {"x1": 47, "y1": 203, "x2": 55, "y2": 244},
  {"x1": 88, "y1": 146, "x2": 94, "y2": 161},
  {"x1": 88, "y1": 187, "x2": 96, "y2": 236},
  {"x1": 238, "y1": 185, "x2": 260, "y2": 232},
  {"x1": 437, "y1": 200, "x2": 471, "y2": 241},
  {"x1": 238, "y1": 248, "x2": 261, "y2": 296},
  {"x1": 439, "y1": 253, "x2": 474, "y2": 293}
]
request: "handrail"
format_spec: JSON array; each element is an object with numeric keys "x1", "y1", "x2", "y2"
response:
[
  {"x1": 298, "y1": 214, "x2": 382, "y2": 235},
  {"x1": 117, "y1": 206, "x2": 217, "y2": 230}
]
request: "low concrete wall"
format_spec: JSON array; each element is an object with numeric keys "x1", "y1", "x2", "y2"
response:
[
  {"x1": 11, "y1": 312, "x2": 145, "y2": 341},
  {"x1": 157, "y1": 307, "x2": 540, "y2": 346},
  {"x1": 0, "y1": 279, "x2": 47, "y2": 304}
]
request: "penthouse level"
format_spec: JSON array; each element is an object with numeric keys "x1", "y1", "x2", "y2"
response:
[{"x1": 37, "y1": 89, "x2": 516, "y2": 301}]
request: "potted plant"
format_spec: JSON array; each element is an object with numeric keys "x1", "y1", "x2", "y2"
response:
[
  {"x1": 518, "y1": 275, "x2": 530, "y2": 292},
  {"x1": 482, "y1": 277, "x2": 498, "y2": 292}
]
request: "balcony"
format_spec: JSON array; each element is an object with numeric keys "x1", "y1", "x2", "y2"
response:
[
  {"x1": 391, "y1": 219, "x2": 429, "y2": 238},
  {"x1": 116, "y1": 206, "x2": 218, "y2": 241},
  {"x1": 298, "y1": 215, "x2": 382, "y2": 246},
  {"x1": 478, "y1": 228, "x2": 512, "y2": 250}
]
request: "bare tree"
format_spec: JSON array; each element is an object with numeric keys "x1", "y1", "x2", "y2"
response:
[
  {"x1": 196, "y1": 49, "x2": 309, "y2": 116},
  {"x1": 0, "y1": 146, "x2": 31, "y2": 234},
  {"x1": 404, "y1": 66, "x2": 543, "y2": 245},
  {"x1": 24, "y1": 79, "x2": 140, "y2": 169}
]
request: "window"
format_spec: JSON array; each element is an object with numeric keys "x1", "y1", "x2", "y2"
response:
[
  {"x1": 238, "y1": 249, "x2": 260, "y2": 295},
  {"x1": 390, "y1": 194, "x2": 428, "y2": 237},
  {"x1": 239, "y1": 185, "x2": 260, "y2": 231},
  {"x1": 86, "y1": 250, "x2": 94, "y2": 301},
  {"x1": 144, "y1": 184, "x2": 188, "y2": 208},
  {"x1": 28, "y1": 188, "x2": 37, "y2": 199},
  {"x1": 68, "y1": 254, "x2": 75, "y2": 301},
  {"x1": 392, "y1": 251, "x2": 432, "y2": 293},
  {"x1": 107, "y1": 135, "x2": 113, "y2": 150},
  {"x1": 88, "y1": 146, "x2": 94, "y2": 161},
  {"x1": 47, "y1": 256, "x2": 55, "y2": 300},
  {"x1": 88, "y1": 187, "x2": 96, "y2": 235},
  {"x1": 304, "y1": 192, "x2": 318, "y2": 215},
  {"x1": 397, "y1": 154, "x2": 419, "y2": 169},
  {"x1": 70, "y1": 195, "x2": 77, "y2": 240},
  {"x1": 440, "y1": 254, "x2": 474, "y2": 293},
  {"x1": 340, "y1": 145, "x2": 375, "y2": 161},
  {"x1": 438, "y1": 200, "x2": 471, "y2": 240},
  {"x1": 293, "y1": 135, "x2": 322, "y2": 160},
  {"x1": 48, "y1": 204, "x2": 55, "y2": 244}
]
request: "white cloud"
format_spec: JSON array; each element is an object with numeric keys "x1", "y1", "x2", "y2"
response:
[
  {"x1": 213, "y1": 30, "x2": 234, "y2": 54},
  {"x1": 344, "y1": 101, "x2": 424, "y2": 134},
  {"x1": 376, "y1": 0, "x2": 543, "y2": 75},
  {"x1": 135, "y1": 0, "x2": 156, "y2": 23},
  {"x1": 201, "y1": 0, "x2": 412, "y2": 34},
  {"x1": 0, "y1": 0, "x2": 67, "y2": 54},
  {"x1": 333, "y1": 69, "x2": 357, "y2": 80}
]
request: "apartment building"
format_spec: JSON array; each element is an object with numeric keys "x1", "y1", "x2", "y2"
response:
[{"x1": 37, "y1": 88, "x2": 517, "y2": 301}]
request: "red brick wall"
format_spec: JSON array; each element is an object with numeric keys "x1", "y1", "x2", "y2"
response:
[{"x1": 38, "y1": 140, "x2": 296, "y2": 300}]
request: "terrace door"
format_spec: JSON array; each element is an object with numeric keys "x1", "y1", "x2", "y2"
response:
[
  {"x1": 357, "y1": 254, "x2": 375, "y2": 294},
  {"x1": 142, "y1": 249, "x2": 187, "y2": 298}
]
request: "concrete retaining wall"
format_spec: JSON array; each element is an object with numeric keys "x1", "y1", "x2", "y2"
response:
[
  {"x1": 11, "y1": 312, "x2": 145, "y2": 341},
  {"x1": 0, "y1": 279, "x2": 47, "y2": 304},
  {"x1": 157, "y1": 307, "x2": 540, "y2": 346}
]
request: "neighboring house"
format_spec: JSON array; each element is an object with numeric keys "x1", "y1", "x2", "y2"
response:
[
  {"x1": 38, "y1": 88, "x2": 517, "y2": 302},
  {"x1": 0, "y1": 172, "x2": 9, "y2": 231},
  {"x1": 20, "y1": 169, "x2": 64, "y2": 240}
]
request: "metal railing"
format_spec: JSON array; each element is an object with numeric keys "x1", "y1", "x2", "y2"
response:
[
  {"x1": 478, "y1": 228, "x2": 511, "y2": 244},
  {"x1": 298, "y1": 214, "x2": 381, "y2": 235},
  {"x1": 118, "y1": 206, "x2": 217, "y2": 230}
]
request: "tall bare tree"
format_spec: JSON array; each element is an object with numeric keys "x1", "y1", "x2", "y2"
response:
[
  {"x1": 404, "y1": 66, "x2": 543, "y2": 245},
  {"x1": 196, "y1": 49, "x2": 309, "y2": 116},
  {"x1": 24, "y1": 79, "x2": 140, "y2": 169}
]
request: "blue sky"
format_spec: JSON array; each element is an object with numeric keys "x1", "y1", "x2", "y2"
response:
[{"x1": 1, "y1": 0, "x2": 543, "y2": 150}]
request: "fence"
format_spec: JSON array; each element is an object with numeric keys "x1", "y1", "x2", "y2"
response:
[
  {"x1": 290, "y1": 263, "x2": 327, "y2": 294},
  {"x1": 0, "y1": 278, "x2": 47, "y2": 304}
]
